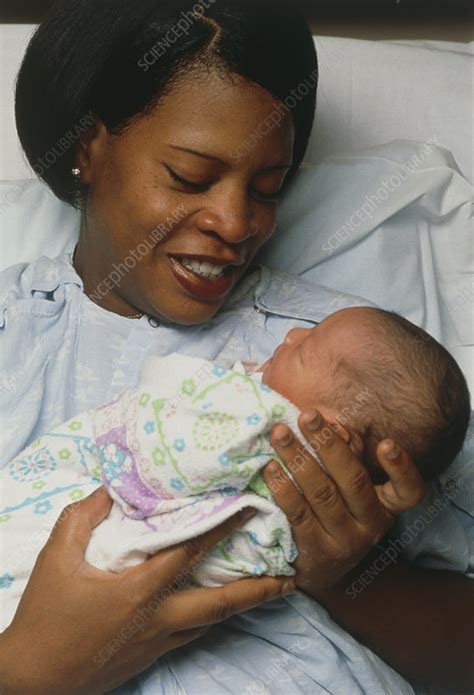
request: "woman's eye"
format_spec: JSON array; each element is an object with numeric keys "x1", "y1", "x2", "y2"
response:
[
  {"x1": 165, "y1": 165, "x2": 210, "y2": 193},
  {"x1": 252, "y1": 188, "x2": 283, "y2": 203},
  {"x1": 165, "y1": 165, "x2": 282, "y2": 201}
]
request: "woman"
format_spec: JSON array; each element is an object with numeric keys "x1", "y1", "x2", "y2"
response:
[{"x1": 0, "y1": 1, "x2": 472, "y2": 693}]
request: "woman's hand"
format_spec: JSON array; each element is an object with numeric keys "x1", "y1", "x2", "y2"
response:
[
  {"x1": 262, "y1": 412, "x2": 474, "y2": 691},
  {"x1": 262, "y1": 410, "x2": 425, "y2": 597},
  {"x1": 0, "y1": 489, "x2": 293, "y2": 695}
]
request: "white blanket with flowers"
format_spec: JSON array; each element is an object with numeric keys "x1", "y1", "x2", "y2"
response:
[{"x1": 0, "y1": 353, "x2": 302, "y2": 630}]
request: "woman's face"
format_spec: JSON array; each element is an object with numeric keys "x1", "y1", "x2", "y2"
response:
[{"x1": 76, "y1": 69, "x2": 294, "y2": 324}]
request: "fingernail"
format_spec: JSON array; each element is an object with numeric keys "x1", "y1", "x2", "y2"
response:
[
  {"x1": 302, "y1": 411, "x2": 321, "y2": 431},
  {"x1": 265, "y1": 461, "x2": 281, "y2": 476},
  {"x1": 385, "y1": 443, "x2": 400, "y2": 460},
  {"x1": 276, "y1": 430, "x2": 292, "y2": 446},
  {"x1": 241, "y1": 507, "x2": 256, "y2": 521},
  {"x1": 282, "y1": 580, "x2": 296, "y2": 595}
]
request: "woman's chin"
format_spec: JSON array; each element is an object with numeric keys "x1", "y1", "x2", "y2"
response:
[{"x1": 146, "y1": 294, "x2": 223, "y2": 327}]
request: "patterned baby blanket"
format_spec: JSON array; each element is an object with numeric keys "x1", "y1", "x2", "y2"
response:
[
  {"x1": 0, "y1": 354, "x2": 302, "y2": 628},
  {"x1": 88, "y1": 353, "x2": 299, "y2": 583}
]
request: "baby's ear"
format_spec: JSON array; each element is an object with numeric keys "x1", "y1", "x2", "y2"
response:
[
  {"x1": 347, "y1": 431, "x2": 365, "y2": 458},
  {"x1": 329, "y1": 421, "x2": 364, "y2": 457},
  {"x1": 332, "y1": 423, "x2": 387, "y2": 483}
]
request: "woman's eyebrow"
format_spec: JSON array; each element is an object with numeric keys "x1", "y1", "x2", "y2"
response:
[
  {"x1": 169, "y1": 145, "x2": 223, "y2": 163},
  {"x1": 169, "y1": 145, "x2": 291, "y2": 171}
]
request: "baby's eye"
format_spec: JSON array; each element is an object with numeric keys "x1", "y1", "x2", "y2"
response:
[
  {"x1": 298, "y1": 343, "x2": 305, "y2": 364},
  {"x1": 165, "y1": 165, "x2": 210, "y2": 193}
]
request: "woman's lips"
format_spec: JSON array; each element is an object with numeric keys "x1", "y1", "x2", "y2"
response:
[{"x1": 168, "y1": 256, "x2": 238, "y2": 301}]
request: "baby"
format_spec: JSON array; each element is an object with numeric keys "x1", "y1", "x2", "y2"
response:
[
  {"x1": 259, "y1": 306, "x2": 471, "y2": 484},
  {"x1": 0, "y1": 307, "x2": 470, "y2": 630}
]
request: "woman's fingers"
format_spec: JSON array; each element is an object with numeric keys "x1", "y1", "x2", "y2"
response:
[
  {"x1": 160, "y1": 576, "x2": 293, "y2": 632},
  {"x1": 47, "y1": 485, "x2": 111, "y2": 560},
  {"x1": 262, "y1": 456, "x2": 313, "y2": 528},
  {"x1": 268, "y1": 421, "x2": 357, "y2": 537},
  {"x1": 375, "y1": 440, "x2": 426, "y2": 514},
  {"x1": 126, "y1": 507, "x2": 256, "y2": 596},
  {"x1": 261, "y1": 451, "x2": 327, "y2": 544},
  {"x1": 163, "y1": 626, "x2": 210, "y2": 652},
  {"x1": 296, "y1": 412, "x2": 391, "y2": 535}
]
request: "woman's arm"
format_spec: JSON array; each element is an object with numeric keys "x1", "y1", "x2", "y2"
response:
[
  {"x1": 314, "y1": 554, "x2": 474, "y2": 692},
  {"x1": 263, "y1": 410, "x2": 473, "y2": 691},
  {"x1": 0, "y1": 489, "x2": 292, "y2": 695}
]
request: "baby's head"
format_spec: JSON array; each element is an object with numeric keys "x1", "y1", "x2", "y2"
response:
[{"x1": 261, "y1": 307, "x2": 471, "y2": 482}]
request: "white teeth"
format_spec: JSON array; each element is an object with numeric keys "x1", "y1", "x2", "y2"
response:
[{"x1": 179, "y1": 258, "x2": 227, "y2": 279}]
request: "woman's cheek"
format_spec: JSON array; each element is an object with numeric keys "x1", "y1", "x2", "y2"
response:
[
  {"x1": 121, "y1": 191, "x2": 176, "y2": 242},
  {"x1": 255, "y1": 207, "x2": 278, "y2": 248}
]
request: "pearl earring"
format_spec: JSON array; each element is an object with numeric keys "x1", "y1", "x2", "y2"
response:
[{"x1": 71, "y1": 167, "x2": 81, "y2": 177}]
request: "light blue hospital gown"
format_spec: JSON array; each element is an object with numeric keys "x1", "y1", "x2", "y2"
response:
[{"x1": 1, "y1": 253, "x2": 473, "y2": 695}]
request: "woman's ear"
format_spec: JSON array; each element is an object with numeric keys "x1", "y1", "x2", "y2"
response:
[{"x1": 75, "y1": 119, "x2": 109, "y2": 185}]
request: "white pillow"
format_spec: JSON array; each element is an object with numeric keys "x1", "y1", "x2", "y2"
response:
[
  {"x1": 261, "y1": 140, "x2": 474, "y2": 388},
  {"x1": 308, "y1": 37, "x2": 473, "y2": 182},
  {"x1": 262, "y1": 140, "x2": 473, "y2": 343},
  {"x1": 0, "y1": 179, "x2": 78, "y2": 267},
  {"x1": 1, "y1": 140, "x2": 472, "y2": 389}
]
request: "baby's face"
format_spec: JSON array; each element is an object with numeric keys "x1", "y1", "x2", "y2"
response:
[{"x1": 261, "y1": 308, "x2": 370, "y2": 416}]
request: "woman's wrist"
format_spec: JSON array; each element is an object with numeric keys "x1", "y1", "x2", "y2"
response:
[
  {"x1": 297, "y1": 546, "x2": 391, "y2": 604},
  {"x1": 0, "y1": 630, "x2": 18, "y2": 695},
  {"x1": 0, "y1": 629, "x2": 45, "y2": 695}
]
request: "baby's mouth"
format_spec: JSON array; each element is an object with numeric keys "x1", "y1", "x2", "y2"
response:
[{"x1": 257, "y1": 358, "x2": 272, "y2": 373}]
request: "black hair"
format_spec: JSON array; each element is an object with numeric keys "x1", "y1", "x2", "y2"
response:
[{"x1": 15, "y1": 0, "x2": 317, "y2": 207}]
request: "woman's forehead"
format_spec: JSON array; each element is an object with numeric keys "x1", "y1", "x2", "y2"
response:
[{"x1": 128, "y1": 69, "x2": 295, "y2": 164}]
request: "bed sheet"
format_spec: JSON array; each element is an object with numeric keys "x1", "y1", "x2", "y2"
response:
[{"x1": 110, "y1": 592, "x2": 416, "y2": 695}]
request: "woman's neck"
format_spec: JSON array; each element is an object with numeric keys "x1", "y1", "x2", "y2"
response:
[{"x1": 73, "y1": 240, "x2": 145, "y2": 320}]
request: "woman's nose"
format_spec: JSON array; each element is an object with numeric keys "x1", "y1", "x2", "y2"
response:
[
  {"x1": 284, "y1": 328, "x2": 310, "y2": 345},
  {"x1": 196, "y1": 188, "x2": 256, "y2": 244}
]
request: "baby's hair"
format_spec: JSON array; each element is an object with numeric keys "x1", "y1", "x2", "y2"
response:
[{"x1": 334, "y1": 309, "x2": 471, "y2": 482}]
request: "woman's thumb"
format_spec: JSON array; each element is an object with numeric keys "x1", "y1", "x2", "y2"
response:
[{"x1": 47, "y1": 486, "x2": 112, "y2": 557}]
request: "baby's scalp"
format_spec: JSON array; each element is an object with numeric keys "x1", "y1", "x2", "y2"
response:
[{"x1": 307, "y1": 307, "x2": 471, "y2": 482}]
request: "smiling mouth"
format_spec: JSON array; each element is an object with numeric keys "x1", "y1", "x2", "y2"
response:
[
  {"x1": 175, "y1": 257, "x2": 234, "y2": 279},
  {"x1": 168, "y1": 256, "x2": 242, "y2": 301}
]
